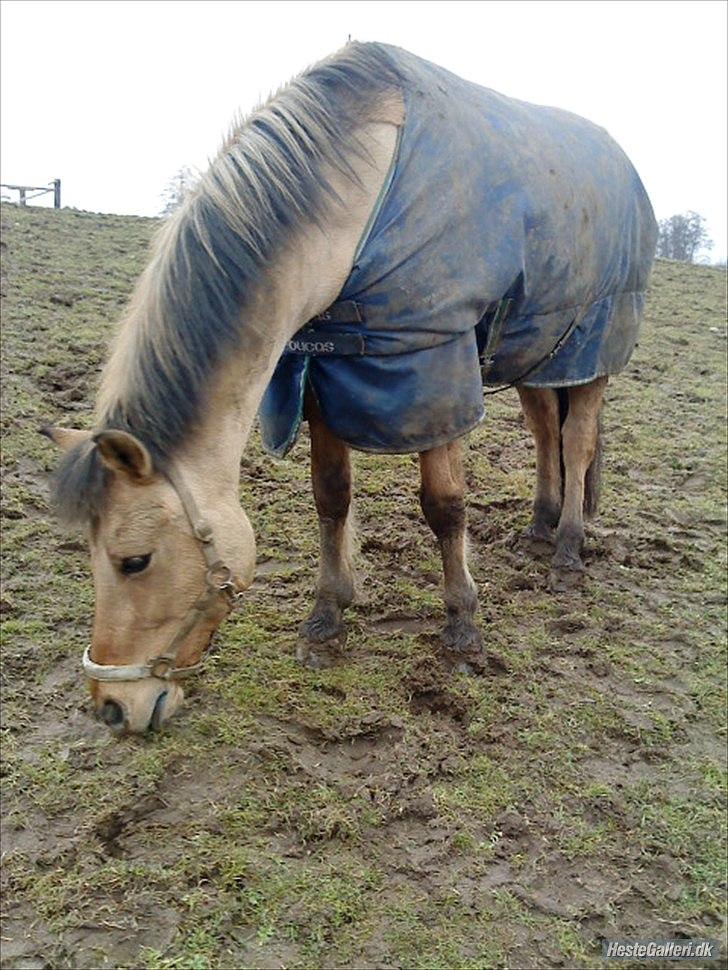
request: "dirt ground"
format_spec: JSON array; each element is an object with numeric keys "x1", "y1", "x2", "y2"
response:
[{"x1": 1, "y1": 205, "x2": 726, "y2": 969}]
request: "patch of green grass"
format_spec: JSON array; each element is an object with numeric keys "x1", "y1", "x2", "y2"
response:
[{"x1": 434, "y1": 755, "x2": 516, "y2": 822}]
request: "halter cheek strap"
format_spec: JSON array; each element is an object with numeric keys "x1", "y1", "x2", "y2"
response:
[{"x1": 82, "y1": 469, "x2": 244, "y2": 683}]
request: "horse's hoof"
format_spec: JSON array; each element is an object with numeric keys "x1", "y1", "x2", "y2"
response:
[
  {"x1": 298, "y1": 607, "x2": 344, "y2": 644},
  {"x1": 441, "y1": 618, "x2": 483, "y2": 654},
  {"x1": 549, "y1": 563, "x2": 585, "y2": 593},
  {"x1": 525, "y1": 521, "x2": 555, "y2": 542},
  {"x1": 524, "y1": 532, "x2": 555, "y2": 557},
  {"x1": 511, "y1": 524, "x2": 554, "y2": 557}
]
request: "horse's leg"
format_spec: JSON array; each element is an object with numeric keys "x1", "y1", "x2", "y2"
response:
[
  {"x1": 516, "y1": 385, "x2": 562, "y2": 545},
  {"x1": 551, "y1": 376, "x2": 607, "y2": 590},
  {"x1": 297, "y1": 390, "x2": 355, "y2": 665},
  {"x1": 419, "y1": 441, "x2": 481, "y2": 652}
]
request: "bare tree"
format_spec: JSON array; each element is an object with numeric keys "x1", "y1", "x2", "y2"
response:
[
  {"x1": 160, "y1": 166, "x2": 198, "y2": 216},
  {"x1": 656, "y1": 211, "x2": 713, "y2": 263}
]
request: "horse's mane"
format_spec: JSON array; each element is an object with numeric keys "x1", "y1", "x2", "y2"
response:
[{"x1": 52, "y1": 41, "x2": 400, "y2": 524}]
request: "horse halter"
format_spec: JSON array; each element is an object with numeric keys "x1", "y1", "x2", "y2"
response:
[{"x1": 81, "y1": 469, "x2": 244, "y2": 683}]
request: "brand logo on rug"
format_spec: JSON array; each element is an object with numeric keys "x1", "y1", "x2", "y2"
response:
[{"x1": 287, "y1": 339, "x2": 336, "y2": 354}]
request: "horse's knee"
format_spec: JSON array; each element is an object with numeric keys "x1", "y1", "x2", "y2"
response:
[
  {"x1": 419, "y1": 443, "x2": 467, "y2": 540},
  {"x1": 313, "y1": 464, "x2": 351, "y2": 521},
  {"x1": 419, "y1": 489, "x2": 466, "y2": 541}
]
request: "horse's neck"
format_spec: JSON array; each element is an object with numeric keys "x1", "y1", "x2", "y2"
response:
[{"x1": 174, "y1": 116, "x2": 400, "y2": 504}]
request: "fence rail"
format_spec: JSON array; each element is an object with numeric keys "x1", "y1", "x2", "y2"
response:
[{"x1": 0, "y1": 179, "x2": 61, "y2": 208}]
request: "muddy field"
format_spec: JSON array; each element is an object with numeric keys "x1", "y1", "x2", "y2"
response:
[{"x1": 1, "y1": 205, "x2": 726, "y2": 969}]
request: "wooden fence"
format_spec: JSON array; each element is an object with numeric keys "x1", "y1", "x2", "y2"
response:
[{"x1": 0, "y1": 179, "x2": 61, "y2": 208}]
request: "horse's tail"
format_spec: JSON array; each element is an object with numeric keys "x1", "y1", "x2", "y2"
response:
[{"x1": 556, "y1": 388, "x2": 603, "y2": 518}]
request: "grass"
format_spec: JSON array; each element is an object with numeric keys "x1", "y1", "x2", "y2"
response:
[{"x1": 1, "y1": 204, "x2": 726, "y2": 969}]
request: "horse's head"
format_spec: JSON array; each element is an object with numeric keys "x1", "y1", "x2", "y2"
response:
[{"x1": 46, "y1": 427, "x2": 255, "y2": 734}]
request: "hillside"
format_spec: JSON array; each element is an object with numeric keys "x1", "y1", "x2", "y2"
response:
[{"x1": 1, "y1": 204, "x2": 726, "y2": 969}]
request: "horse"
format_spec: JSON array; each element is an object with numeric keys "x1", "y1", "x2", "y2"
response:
[{"x1": 43, "y1": 42, "x2": 657, "y2": 733}]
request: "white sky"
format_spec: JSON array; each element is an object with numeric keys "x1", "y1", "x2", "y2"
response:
[{"x1": 1, "y1": 0, "x2": 726, "y2": 260}]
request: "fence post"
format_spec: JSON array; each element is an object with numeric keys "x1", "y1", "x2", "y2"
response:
[
  {"x1": 53, "y1": 179, "x2": 61, "y2": 208},
  {"x1": 19, "y1": 188, "x2": 26, "y2": 206}
]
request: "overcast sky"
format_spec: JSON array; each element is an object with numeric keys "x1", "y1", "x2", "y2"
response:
[{"x1": 2, "y1": 0, "x2": 726, "y2": 260}]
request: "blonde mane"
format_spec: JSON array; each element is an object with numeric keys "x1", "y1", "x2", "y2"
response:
[{"x1": 53, "y1": 42, "x2": 400, "y2": 523}]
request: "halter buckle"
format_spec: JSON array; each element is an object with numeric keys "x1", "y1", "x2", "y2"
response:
[
  {"x1": 149, "y1": 656, "x2": 175, "y2": 679},
  {"x1": 194, "y1": 520, "x2": 214, "y2": 543},
  {"x1": 206, "y1": 563, "x2": 232, "y2": 589}
]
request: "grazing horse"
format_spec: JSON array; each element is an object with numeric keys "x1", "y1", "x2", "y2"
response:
[{"x1": 44, "y1": 43, "x2": 657, "y2": 733}]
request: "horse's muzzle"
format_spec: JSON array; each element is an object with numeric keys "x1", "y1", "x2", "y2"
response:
[{"x1": 95, "y1": 683, "x2": 181, "y2": 734}]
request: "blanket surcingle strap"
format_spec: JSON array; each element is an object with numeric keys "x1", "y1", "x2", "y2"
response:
[{"x1": 258, "y1": 42, "x2": 657, "y2": 459}]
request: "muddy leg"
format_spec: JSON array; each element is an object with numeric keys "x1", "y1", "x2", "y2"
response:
[
  {"x1": 551, "y1": 377, "x2": 607, "y2": 590},
  {"x1": 516, "y1": 385, "x2": 562, "y2": 545},
  {"x1": 419, "y1": 441, "x2": 481, "y2": 653},
  {"x1": 297, "y1": 391, "x2": 355, "y2": 666}
]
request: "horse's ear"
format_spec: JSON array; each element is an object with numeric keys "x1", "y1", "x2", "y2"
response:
[
  {"x1": 40, "y1": 426, "x2": 92, "y2": 452},
  {"x1": 93, "y1": 430, "x2": 154, "y2": 482}
]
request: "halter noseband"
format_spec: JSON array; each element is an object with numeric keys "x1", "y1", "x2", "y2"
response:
[{"x1": 82, "y1": 470, "x2": 244, "y2": 683}]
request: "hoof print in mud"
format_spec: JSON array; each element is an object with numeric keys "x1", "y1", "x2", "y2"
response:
[
  {"x1": 448, "y1": 655, "x2": 488, "y2": 677},
  {"x1": 295, "y1": 632, "x2": 347, "y2": 669},
  {"x1": 548, "y1": 564, "x2": 586, "y2": 593}
]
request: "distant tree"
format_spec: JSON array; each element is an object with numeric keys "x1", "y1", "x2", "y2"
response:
[
  {"x1": 656, "y1": 211, "x2": 713, "y2": 263},
  {"x1": 160, "y1": 166, "x2": 198, "y2": 216}
]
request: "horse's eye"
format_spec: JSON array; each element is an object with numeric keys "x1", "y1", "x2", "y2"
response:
[{"x1": 120, "y1": 553, "x2": 152, "y2": 576}]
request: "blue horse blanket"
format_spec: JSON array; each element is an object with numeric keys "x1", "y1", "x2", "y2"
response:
[{"x1": 259, "y1": 43, "x2": 657, "y2": 457}]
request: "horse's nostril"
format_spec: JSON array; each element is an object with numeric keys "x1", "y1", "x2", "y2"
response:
[
  {"x1": 150, "y1": 691, "x2": 168, "y2": 732},
  {"x1": 99, "y1": 699, "x2": 125, "y2": 728}
]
